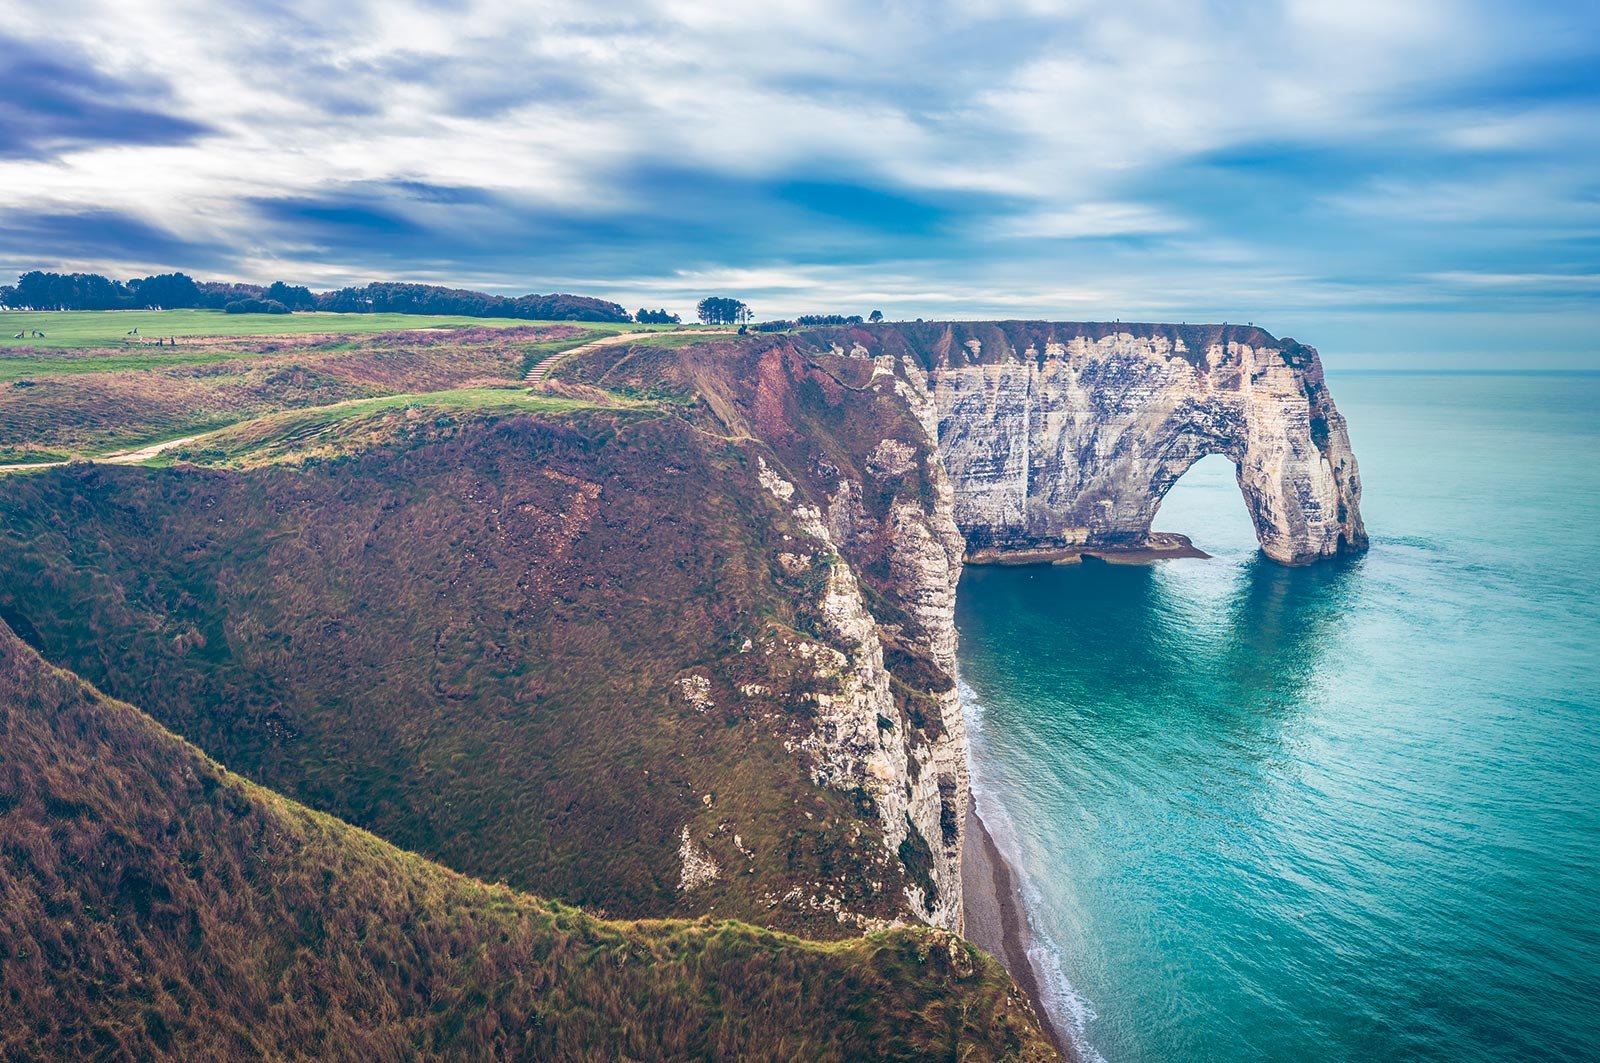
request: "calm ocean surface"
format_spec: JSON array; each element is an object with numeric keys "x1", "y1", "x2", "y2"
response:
[{"x1": 956, "y1": 372, "x2": 1600, "y2": 1062}]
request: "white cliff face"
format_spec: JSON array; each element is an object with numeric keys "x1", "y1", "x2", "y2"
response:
[
  {"x1": 756, "y1": 379, "x2": 969, "y2": 930},
  {"x1": 928, "y1": 327, "x2": 1366, "y2": 564},
  {"x1": 721, "y1": 323, "x2": 1361, "y2": 935},
  {"x1": 886, "y1": 366, "x2": 970, "y2": 917}
]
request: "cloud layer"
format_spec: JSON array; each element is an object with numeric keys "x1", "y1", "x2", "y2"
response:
[{"x1": 2, "y1": 0, "x2": 1597, "y2": 364}]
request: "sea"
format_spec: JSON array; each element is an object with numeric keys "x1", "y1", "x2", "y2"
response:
[{"x1": 956, "y1": 372, "x2": 1600, "y2": 1062}]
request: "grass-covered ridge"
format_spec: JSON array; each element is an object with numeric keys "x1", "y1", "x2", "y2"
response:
[
  {"x1": 0, "y1": 408, "x2": 926, "y2": 931},
  {"x1": 155, "y1": 388, "x2": 615, "y2": 468},
  {"x1": 0, "y1": 323, "x2": 606, "y2": 462},
  {"x1": 0, "y1": 624, "x2": 1055, "y2": 1061}
]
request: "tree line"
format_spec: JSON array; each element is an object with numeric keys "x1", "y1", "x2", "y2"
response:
[
  {"x1": 1, "y1": 273, "x2": 897, "y2": 331},
  {"x1": 0, "y1": 272, "x2": 633, "y2": 322},
  {"x1": 750, "y1": 309, "x2": 885, "y2": 332}
]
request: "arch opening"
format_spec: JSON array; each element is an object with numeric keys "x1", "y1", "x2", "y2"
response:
[{"x1": 1150, "y1": 454, "x2": 1260, "y2": 558}]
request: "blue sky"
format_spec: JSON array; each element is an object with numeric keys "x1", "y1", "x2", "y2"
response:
[{"x1": 2, "y1": 0, "x2": 1597, "y2": 366}]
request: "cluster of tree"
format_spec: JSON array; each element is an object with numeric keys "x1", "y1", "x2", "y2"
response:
[
  {"x1": 315, "y1": 282, "x2": 630, "y2": 322},
  {"x1": 1, "y1": 271, "x2": 633, "y2": 323},
  {"x1": 266, "y1": 281, "x2": 316, "y2": 309},
  {"x1": 223, "y1": 298, "x2": 292, "y2": 315},
  {"x1": 130, "y1": 272, "x2": 204, "y2": 308},
  {"x1": 747, "y1": 309, "x2": 889, "y2": 333},
  {"x1": 198, "y1": 281, "x2": 268, "y2": 308},
  {"x1": 696, "y1": 296, "x2": 752, "y2": 325},
  {"x1": 635, "y1": 308, "x2": 680, "y2": 324},
  {"x1": 0, "y1": 270, "x2": 265, "y2": 311},
  {"x1": 4, "y1": 271, "x2": 176, "y2": 310},
  {"x1": 795, "y1": 311, "x2": 884, "y2": 327}
]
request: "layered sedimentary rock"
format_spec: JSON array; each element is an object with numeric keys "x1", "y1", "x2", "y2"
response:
[
  {"x1": 871, "y1": 323, "x2": 1366, "y2": 565},
  {"x1": 756, "y1": 448, "x2": 966, "y2": 928}
]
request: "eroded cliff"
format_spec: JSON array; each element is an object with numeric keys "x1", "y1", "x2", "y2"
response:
[
  {"x1": 560, "y1": 338, "x2": 972, "y2": 930},
  {"x1": 843, "y1": 322, "x2": 1367, "y2": 565}
]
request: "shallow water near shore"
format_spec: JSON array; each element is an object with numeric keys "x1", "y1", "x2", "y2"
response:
[{"x1": 957, "y1": 372, "x2": 1600, "y2": 1062}]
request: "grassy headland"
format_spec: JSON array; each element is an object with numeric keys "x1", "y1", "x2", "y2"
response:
[
  {"x1": 0, "y1": 624, "x2": 1053, "y2": 1061},
  {"x1": 0, "y1": 320, "x2": 657, "y2": 462},
  {"x1": 0, "y1": 322, "x2": 1055, "y2": 1056}
]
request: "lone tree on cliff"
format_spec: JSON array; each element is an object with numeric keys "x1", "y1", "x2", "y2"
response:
[
  {"x1": 869, "y1": 309, "x2": 883, "y2": 323},
  {"x1": 696, "y1": 296, "x2": 750, "y2": 325}
]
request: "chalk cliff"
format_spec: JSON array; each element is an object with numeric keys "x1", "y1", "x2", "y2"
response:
[
  {"x1": 558, "y1": 339, "x2": 973, "y2": 931},
  {"x1": 858, "y1": 322, "x2": 1366, "y2": 565},
  {"x1": 655, "y1": 322, "x2": 1363, "y2": 928}
]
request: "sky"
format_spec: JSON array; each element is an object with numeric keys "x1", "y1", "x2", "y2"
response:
[{"x1": 2, "y1": 0, "x2": 1597, "y2": 366}]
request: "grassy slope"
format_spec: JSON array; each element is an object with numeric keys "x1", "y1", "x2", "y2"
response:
[
  {"x1": 150, "y1": 389, "x2": 614, "y2": 468},
  {"x1": 0, "y1": 623, "x2": 1055, "y2": 1061},
  {"x1": 0, "y1": 406, "x2": 927, "y2": 932},
  {"x1": 0, "y1": 325, "x2": 596, "y2": 461}
]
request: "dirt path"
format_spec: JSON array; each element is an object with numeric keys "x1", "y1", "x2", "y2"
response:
[
  {"x1": 524, "y1": 331, "x2": 660, "y2": 384},
  {"x1": 2, "y1": 434, "x2": 203, "y2": 473},
  {"x1": 4, "y1": 329, "x2": 726, "y2": 473},
  {"x1": 523, "y1": 328, "x2": 737, "y2": 384}
]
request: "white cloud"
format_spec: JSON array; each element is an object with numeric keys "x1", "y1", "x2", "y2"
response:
[
  {"x1": 1427, "y1": 271, "x2": 1600, "y2": 289},
  {"x1": 0, "y1": 0, "x2": 1595, "y2": 367},
  {"x1": 989, "y1": 202, "x2": 1187, "y2": 239}
]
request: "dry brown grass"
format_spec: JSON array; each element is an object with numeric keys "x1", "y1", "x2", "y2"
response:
[
  {"x1": 0, "y1": 625, "x2": 1056, "y2": 1061},
  {"x1": 0, "y1": 325, "x2": 587, "y2": 460},
  {"x1": 0, "y1": 410, "x2": 920, "y2": 933}
]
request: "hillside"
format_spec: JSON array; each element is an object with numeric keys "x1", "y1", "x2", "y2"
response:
[
  {"x1": 0, "y1": 622, "x2": 1054, "y2": 1060},
  {"x1": 0, "y1": 327, "x2": 972, "y2": 938},
  {"x1": 0, "y1": 322, "x2": 631, "y2": 462}
]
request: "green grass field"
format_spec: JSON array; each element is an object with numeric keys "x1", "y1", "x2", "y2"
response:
[
  {"x1": 153, "y1": 387, "x2": 614, "y2": 467},
  {"x1": 0, "y1": 310, "x2": 679, "y2": 349},
  {"x1": 0, "y1": 312, "x2": 724, "y2": 464}
]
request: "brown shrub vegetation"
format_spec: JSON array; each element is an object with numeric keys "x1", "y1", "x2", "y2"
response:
[{"x1": 0, "y1": 625, "x2": 1055, "y2": 1061}]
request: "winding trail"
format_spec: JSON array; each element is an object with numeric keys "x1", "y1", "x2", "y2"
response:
[{"x1": 2, "y1": 434, "x2": 203, "y2": 473}]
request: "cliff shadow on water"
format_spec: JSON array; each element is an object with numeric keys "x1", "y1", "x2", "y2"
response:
[{"x1": 959, "y1": 550, "x2": 1362, "y2": 739}]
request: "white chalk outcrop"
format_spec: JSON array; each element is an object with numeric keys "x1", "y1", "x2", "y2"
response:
[
  {"x1": 921, "y1": 324, "x2": 1366, "y2": 564},
  {"x1": 758, "y1": 439, "x2": 967, "y2": 929}
]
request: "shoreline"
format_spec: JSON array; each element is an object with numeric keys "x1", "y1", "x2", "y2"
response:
[{"x1": 962, "y1": 801, "x2": 1076, "y2": 1061}]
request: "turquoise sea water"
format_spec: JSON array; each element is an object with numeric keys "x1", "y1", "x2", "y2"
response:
[{"x1": 956, "y1": 373, "x2": 1600, "y2": 1062}]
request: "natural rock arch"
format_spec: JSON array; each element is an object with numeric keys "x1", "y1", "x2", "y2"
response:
[{"x1": 895, "y1": 322, "x2": 1367, "y2": 565}]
